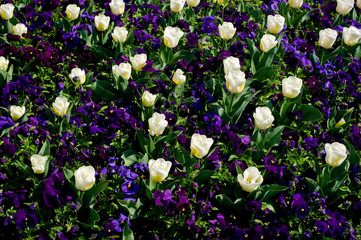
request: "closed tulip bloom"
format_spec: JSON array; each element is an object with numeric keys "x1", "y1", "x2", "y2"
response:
[
  {"x1": 335, "y1": 118, "x2": 346, "y2": 128},
  {"x1": 343, "y1": 26, "x2": 361, "y2": 46},
  {"x1": 325, "y1": 142, "x2": 348, "y2": 167},
  {"x1": 109, "y1": 0, "x2": 125, "y2": 15},
  {"x1": 53, "y1": 97, "x2": 70, "y2": 117},
  {"x1": 336, "y1": 0, "x2": 354, "y2": 15},
  {"x1": 74, "y1": 166, "x2": 96, "y2": 191},
  {"x1": 253, "y1": 107, "x2": 274, "y2": 130},
  {"x1": 170, "y1": 0, "x2": 186, "y2": 13},
  {"x1": 267, "y1": 14, "x2": 285, "y2": 34},
  {"x1": 190, "y1": 133, "x2": 214, "y2": 158},
  {"x1": 237, "y1": 166, "x2": 263, "y2": 192},
  {"x1": 213, "y1": 0, "x2": 223, "y2": 4},
  {"x1": 164, "y1": 26, "x2": 184, "y2": 48},
  {"x1": 319, "y1": 28, "x2": 338, "y2": 49},
  {"x1": 66, "y1": 4, "x2": 80, "y2": 20},
  {"x1": 260, "y1": 34, "x2": 277, "y2": 53},
  {"x1": 223, "y1": 56, "x2": 241, "y2": 74},
  {"x1": 357, "y1": 0, "x2": 361, "y2": 9},
  {"x1": 142, "y1": 91, "x2": 156, "y2": 107},
  {"x1": 94, "y1": 14, "x2": 110, "y2": 31},
  {"x1": 69, "y1": 67, "x2": 86, "y2": 85},
  {"x1": 148, "y1": 158, "x2": 172, "y2": 182},
  {"x1": 13, "y1": 23, "x2": 27, "y2": 37},
  {"x1": 282, "y1": 76, "x2": 302, "y2": 98},
  {"x1": 187, "y1": 0, "x2": 200, "y2": 7},
  {"x1": 0, "y1": 3, "x2": 14, "y2": 20},
  {"x1": 30, "y1": 155, "x2": 48, "y2": 174},
  {"x1": 198, "y1": 36, "x2": 209, "y2": 50},
  {"x1": 0, "y1": 56, "x2": 9, "y2": 71},
  {"x1": 172, "y1": 69, "x2": 186, "y2": 85},
  {"x1": 218, "y1": 22, "x2": 237, "y2": 40},
  {"x1": 112, "y1": 26, "x2": 128, "y2": 43},
  {"x1": 225, "y1": 70, "x2": 246, "y2": 94},
  {"x1": 112, "y1": 63, "x2": 131, "y2": 80},
  {"x1": 130, "y1": 54, "x2": 147, "y2": 71},
  {"x1": 289, "y1": 0, "x2": 303, "y2": 8},
  {"x1": 10, "y1": 106, "x2": 26, "y2": 121},
  {"x1": 148, "y1": 112, "x2": 168, "y2": 136}
]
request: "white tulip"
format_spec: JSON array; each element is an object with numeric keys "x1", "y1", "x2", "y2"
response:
[
  {"x1": 0, "y1": 56, "x2": 9, "y2": 71},
  {"x1": 223, "y1": 56, "x2": 241, "y2": 75},
  {"x1": 319, "y1": 28, "x2": 338, "y2": 49},
  {"x1": 66, "y1": 4, "x2": 80, "y2": 20},
  {"x1": 94, "y1": 14, "x2": 110, "y2": 32},
  {"x1": 142, "y1": 91, "x2": 156, "y2": 107},
  {"x1": 30, "y1": 155, "x2": 48, "y2": 174},
  {"x1": 237, "y1": 166, "x2": 263, "y2": 192},
  {"x1": 253, "y1": 107, "x2": 274, "y2": 130},
  {"x1": 260, "y1": 34, "x2": 278, "y2": 53},
  {"x1": 74, "y1": 166, "x2": 96, "y2": 191},
  {"x1": 53, "y1": 97, "x2": 70, "y2": 117},
  {"x1": 112, "y1": 62, "x2": 132, "y2": 80},
  {"x1": 170, "y1": 0, "x2": 186, "y2": 13},
  {"x1": 190, "y1": 133, "x2": 214, "y2": 158},
  {"x1": 198, "y1": 36, "x2": 209, "y2": 50},
  {"x1": 357, "y1": 0, "x2": 361, "y2": 9},
  {"x1": 225, "y1": 70, "x2": 246, "y2": 94},
  {"x1": 282, "y1": 76, "x2": 302, "y2": 98},
  {"x1": 336, "y1": 0, "x2": 354, "y2": 15},
  {"x1": 148, "y1": 158, "x2": 172, "y2": 182},
  {"x1": 172, "y1": 69, "x2": 186, "y2": 85},
  {"x1": 343, "y1": 26, "x2": 361, "y2": 47},
  {"x1": 148, "y1": 112, "x2": 168, "y2": 136},
  {"x1": 289, "y1": 0, "x2": 303, "y2": 8},
  {"x1": 130, "y1": 54, "x2": 147, "y2": 71},
  {"x1": 164, "y1": 26, "x2": 184, "y2": 48},
  {"x1": 218, "y1": 22, "x2": 237, "y2": 40},
  {"x1": 112, "y1": 26, "x2": 128, "y2": 43},
  {"x1": 109, "y1": 0, "x2": 125, "y2": 15},
  {"x1": 0, "y1": 3, "x2": 14, "y2": 20},
  {"x1": 267, "y1": 14, "x2": 285, "y2": 34},
  {"x1": 187, "y1": 0, "x2": 200, "y2": 7},
  {"x1": 69, "y1": 67, "x2": 86, "y2": 85},
  {"x1": 325, "y1": 142, "x2": 348, "y2": 167},
  {"x1": 13, "y1": 23, "x2": 27, "y2": 37},
  {"x1": 10, "y1": 106, "x2": 25, "y2": 121}
]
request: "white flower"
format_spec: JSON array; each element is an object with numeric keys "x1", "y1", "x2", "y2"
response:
[
  {"x1": 74, "y1": 166, "x2": 96, "y2": 191},
  {"x1": 225, "y1": 70, "x2": 246, "y2": 94},
  {"x1": 172, "y1": 69, "x2": 186, "y2": 85},
  {"x1": 223, "y1": 56, "x2": 241, "y2": 75},
  {"x1": 10, "y1": 106, "x2": 25, "y2": 121},
  {"x1": 30, "y1": 155, "x2": 48, "y2": 174},
  {"x1": 213, "y1": 0, "x2": 223, "y2": 4},
  {"x1": 198, "y1": 36, "x2": 209, "y2": 50},
  {"x1": 289, "y1": 0, "x2": 303, "y2": 8},
  {"x1": 190, "y1": 133, "x2": 214, "y2": 158},
  {"x1": 112, "y1": 26, "x2": 128, "y2": 43},
  {"x1": 66, "y1": 4, "x2": 80, "y2": 20},
  {"x1": 336, "y1": 0, "x2": 354, "y2": 15},
  {"x1": 69, "y1": 67, "x2": 86, "y2": 85},
  {"x1": 0, "y1": 3, "x2": 14, "y2": 20},
  {"x1": 260, "y1": 34, "x2": 277, "y2": 53},
  {"x1": 13, "y1": 23, "x2": 27, "y2": 37},
  {"x1": 343, "y1": 26, "x2": 361, "y2": 47},
  {"x1": 218, "y1": 22, "x2": 237, "y2": 40},
  {"x1": 253, "y1": 107, "x2": 274, "y2": 130},
  {"x1": 170, "y1": 0, "x2": 186, "y2": 13},
  {"x1": 325, "y1": 142, "x2": 348, "y2": 167},
  {"x1": 142, "y1": 91, "x2": 156, "y2": 107},
  {"x1": 187, "y1": 0, "x2": 200, "y2": 7},
  {"x1": 267, "y1": 14, "x2": 285, "y2": 34},
  {"x1": 148, "y1": 158, "x2": 172, "y2": 182},
  {"x1": 0, "y1": 56, "x2": 9, "y2": 71},
  {"x1": 164, "y1": 26, "x2": 184, "y2": 48},
  {"x1": 148, "y1": 112, "x2": 168, "y2": 136},
  {"x1": 112, "y1": 62, "x2": 132, "y2": 80},
  {"x1": 357, "y1": 0, "x2": 361, "y2": 9},
  {"x1": 130, "y1": 53, "x2": 147, "y2": 71},
  {"x1": 237, "y1": 166, "x2": 263, "y2": 192},
  {"x1": 282, "y1": 76, "x2": 303, "y2": 98},
  {"x1": 319, "y1": 28, "x2": 338, "y2": 49},
  {"x1": 109, "y1": 0, "x2": 125, "y2": 15},
  {"x1": 53, "y1": 97, "x2": 70, "y2": 117},
  {"x1": 94, "y1": 14, "x2": 110, "y2": 32}
]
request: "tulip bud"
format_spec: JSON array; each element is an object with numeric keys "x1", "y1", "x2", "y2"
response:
[
  {"x1": 237, "y1": 166, "x2": 263, "y2": 192},
  {"x1": 223, "y1": 56, "x2": 240, "y2": 75},
  {"x1": 198, "y1": 36, "x2": 209, "y2": 50},
  {"x1": 0, "y1": 3, "x2": 15, "y2": 20},
  {"x1": 343, "y1": 26, "x2": 361, "y2": 47},
  {"x1": 289, "y1": 0, "x2": 303, "y2": 8},
  {"x1": 142, "y1": 91, "x2": 156, "y2": 107},
  {"x1": 213, "y1": 0, "x2": 223, "y2": 4},
  {"x1": 260, "y1": 34, "x2": 277, "y2": 53},
  {"x1": 53, "y1": 97, "x2": 70, "y2": 117},
  {"x1": 187, "y1": 0, "x2": 200, "y2": 7},
  {"x1": 172, "y1": 69, "x2": 186, "y2": 85},
  {"x1": 325, "y1": 142, "x2": 348, "y2": 167},
  {"x1": 148, "y1": 112, "x2": 168, "y2": 136},
  {"x1": 66, "y1": 4, "x2": 80, "y2": 20},
  {"x1": 225, "y1": 70, "x2": 246, "y2": 94},
  {"x1": 148, "y1": 158, "x2": 172, "y2": 182},
  {"x1": 94, "y1": 14, "x2": 110, "y2": 32},
  {"x1": 112, "y1": 62, "x2": 132, "y2": 80},
  {"x1": 282, "y1": 76, "x2": 302, "y2": 98},
  {"x1": 190, "y1": 133, "x2": 214, "y2": 158},
  {"x1": 336, "y1": 0, "x2": 354, "y2": 15},
  {"x1": 30, "y1": 155, "x2": 48, "y2": 174},
  {"x1": 112, "y1": 26, "x2": 128, "y2": 43},
  {"x1": 74, "y1": 166, "x2": 96, "y2": 191},
  {"x1": 170, "y1": 0, "x2": 186, "y2": 13},
  {"x1": 319, "y1": 28, "x2": 338, "y2": 49},
  {"x1": 109, "y1": 0, "x2": 125, "y2": 15},
  {"x1": 218, "y1": 22, "x2": 237, "y2": 40},
  {"x1": 10, "y1": 106, "x2": 26, "y2": 121},
  {"x1": 0, "y1": 56, "x2": 9, "y2": 71},
  {"x1": 130, "y1": 54, "x2": 147, "y2": 71},
  {"x1": 164, "y1": 26, "x2": 184, "y2": 48},
  {"x1": 13, "y1": 23, "x2": 27, "y2": 37},
  {"x1": 253, "y1": 107, "x2": 274, "y2": 130},
  {"x1": 69, "y1": 67, "x2": 86, "y2": 85},
  {"x1": 357, "y1": 0, "x2": 361, "y2": 9},
  {"x1": 335, "y1": 118, "x2": 346, "y2": 128},
  {"x1": 267, "y1": 14, "x2": 285, "y2": 34}
]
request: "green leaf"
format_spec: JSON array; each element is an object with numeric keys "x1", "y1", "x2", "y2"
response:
[
  {"x1": 291, "y1": 11, "x2": 312, "y2": 27},
  {"x1": 344, "y1": 140, "x2": 360, "y2": 168},
  {"x1": 172, "y1": 50, "x2": 195, "y2": 63},
  {"x1": 300, "y1": 104, "x2": 323, "y2": 122},
  {"x1": 115, "y1": 75, "x2": 129, "y2": 92},
  {"x1": 235, "y1": 164, "x2": 243, "y2": 175},
  {"x1": 265, "y1": 125, "x2": 285, "y2": 150},
  {"x1": 78, "y1": 207, "x2": 100, "y2": 227},
  {"x1": 305, "y1": 177, "x2": 324, "y2": 198},
  {"x1": 85, "y1": 81, "x2": 119, "y2": 101},
  {"x1": 193, "y1": 170, "x2": 215, "y2": 185},
  {"x1": 83, "y1": 180, "x2": 109, "y2": 207},
  {"x1": 249, "y1": 67, "x2": 274, "y2": 81},
  {"x1": 118, "y1": 198, "x2": 143, "y2": 217},
  {"x1": 42, "y1": 158, "x2": 51, "y2": 178},
  {"x1": 231, "y1": 90, "x2": 260, "y2": 124},
  {"x1": 38, "y1": 141, "x2": 50, "y2": 156},
  {"x1": 0, "y1": 70, "x2": 7, "y2": 89},
  {"x1": 122, "y1": 219, "x2": 134, "y2": 240},
  {"x1": 253, "y1": 184, "x2": 289, "y2": 202},
  {"x1": 122, "y1": 150, "x2": 142, "y2": 166},
  {"x1": 63, "y1": 168, "x2": 74, "y2": 181},
  {"x1": 16, "y1": 160, "x2": 37, "y2": 181}
]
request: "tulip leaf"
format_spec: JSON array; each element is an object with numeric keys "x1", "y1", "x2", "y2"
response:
[
  {"x1": 38, "y1": 140, "x2": 50, "y2": 156},
  {"x1": 121, "y1": 150, "x2": 142, "y2": 166},
  {"x1": 231, "y1": 90, "x2": 260, "y2": 124},
  {"x1": 42, "y1": 158, "x2": 51, "y2": 178},
  {"x1": 235, "y1": 164, "x2": 243, "y2": 176},
  {"x1": 15, "y1": 160, "x2": 38, "y2": 182},
  {"x1": 193, "y1": 170, "x2": 215, "y2": 185},
  {"x1": 118, "y1": 199, "x2": 143, "y2": 218},
  {"x1": 115, "y1": 75, "x2": 129, "y2": 92},
  {"x1": 300, "y1": 104, "x2": 323, "y2": 122},
  {"x1": 86, "y1": 81, "x2": 119, "y2": 101},
  {"x1": 291, "y1": 11, "x2": 312, "y2": 27},
  {"x1": 252, "y1": 184, "x2": 289, "y2": 202},
  {"x1": 63, "y1": 168, "x2": 74, "y2": 181},
  {"x1": 305, "y1": 177, "x2": 324, "y2": 198},
  {"x1": 344, "y1": 140, "x2": 360, "y2": 168},
  {"x1": 83, "y1": 180, "x2": 109, "y2": 207},
  {"x1": 265, "y1": 125, "x2": 285, "y2": 151},
  {"x1": 122, "y1": 219, "x2": 134, "y2": 240},
  {"x1": 0, "y1": 70, "x2": 7, "y2": 89},
  {"x1": 249, "y1": 67, "x2": 274, "y2": 82},
  {"x1": 77, "y1": 207, "x2": 100, "y2": 227}
]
